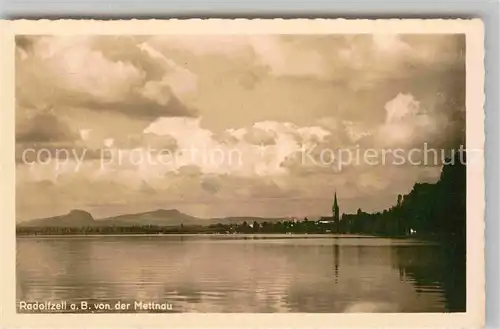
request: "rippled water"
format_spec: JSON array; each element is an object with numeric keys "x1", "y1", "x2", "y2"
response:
[{"x1": 16, "y1": 235, "x2": 465, "y2": 313}]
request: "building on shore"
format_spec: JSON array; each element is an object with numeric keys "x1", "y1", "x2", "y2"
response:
[{"x1": 318, "y1": 192, "x2": 340, "y2": 233}]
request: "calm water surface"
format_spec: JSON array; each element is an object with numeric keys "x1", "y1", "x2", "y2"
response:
[{"x1": 16, "y1": 235, "x2": 465, "y2": 313}]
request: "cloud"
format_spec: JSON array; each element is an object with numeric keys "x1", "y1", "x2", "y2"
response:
[
  {"x1": 376, "y1": 93, "x2": 448, "y2": 147},
  {"x1": 155, "y1": 34, "x2": 461, "y2": 85},
  {"x1": 249, "y1": 36, "x2": 330, "y2": 79},
  {"x1": 17, "y1": 36, "x2": 145, "y2": 103},
  {"x1": 14, "y1": 34, "x2": 466, "y2": 220},
  {"x1": 241, "y1": 127, "x2": 277, "y2": 146},
  {"x1": 16, "y1": 111, "x2": 78, "y2": 143},
  {"x1": 372, "y1": 34, "x2": 412, "y2": 56},
  {"x1": 147, "y1": 35, "x2": 332, "y2": 80},
  {"x1": 138, "y1": 42, "x2": 198, "y2": 96},
  {"x1": 143, "y1": 117, "x2": 331, "y2": 177},
  {"x1": 147, "y1": 35, "x2": 251, "y2": 57},
  {"x1": 16, "y1": 36, "x2": 196, "y2": 120}
]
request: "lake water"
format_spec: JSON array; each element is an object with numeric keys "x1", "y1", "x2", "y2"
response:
[{"x1": 16, "y1": 235, "x2": 465, "y2": 313}]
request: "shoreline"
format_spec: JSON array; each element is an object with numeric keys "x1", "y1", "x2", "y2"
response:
[{"x1": 14, "y1": 232, "x2": 446, "y2": 241}]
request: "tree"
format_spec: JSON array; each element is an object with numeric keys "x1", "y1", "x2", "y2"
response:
[{"x1": 252, "y1": 221, "x2": 260, "y2": 233}]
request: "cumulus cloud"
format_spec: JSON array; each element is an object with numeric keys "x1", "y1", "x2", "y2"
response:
[
  {"x1": 377, "y1": 93, "x2": 449, "y2": 147},
  {"x1": 143, "y1": 117, "x2": 330, "y2": 176},
  {"x1": 17, "y1": 36, "x2": 144, "y2": 104},
  {"x1": 15, "y1": 35, "x2": 197, "y2": 121}
]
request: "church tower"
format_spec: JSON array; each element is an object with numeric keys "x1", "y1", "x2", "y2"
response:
[{"x1": 332, "y1": 192, "x2": 340, "y2": 223}]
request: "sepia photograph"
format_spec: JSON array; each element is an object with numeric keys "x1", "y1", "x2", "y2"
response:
[{"x1": 0, "y1": 19, "x2": 485, "y2": 328}]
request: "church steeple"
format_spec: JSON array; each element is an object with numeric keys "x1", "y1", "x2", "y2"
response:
[{"x1": 332, "y1": 191, "x2": 339, "y2": 222}]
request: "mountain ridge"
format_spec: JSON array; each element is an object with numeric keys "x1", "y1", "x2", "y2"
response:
[{"x1": 17, "y1": 208, "x2": 289, "y2": 228}]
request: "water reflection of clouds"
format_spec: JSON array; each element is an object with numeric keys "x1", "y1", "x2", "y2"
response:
[{"x1": 17, "y1": 236, "x2": 450, "y2": 312}]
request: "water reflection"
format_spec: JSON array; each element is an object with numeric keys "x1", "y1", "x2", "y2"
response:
[
  {"x1": 16, "y1": 235, "x2": 465, "y2": 313},
  {"x1": 334, "y1": 243, "x2": 339, "y2": 284},
  {"x1": 393, "y1": 243, "x2": 465, "y2": 312}
]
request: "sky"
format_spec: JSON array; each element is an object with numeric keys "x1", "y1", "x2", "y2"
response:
[{"x1": 15, "y1": 34, "x2": 465, "y2": 221}]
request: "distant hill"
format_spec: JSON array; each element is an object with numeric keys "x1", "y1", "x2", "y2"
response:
[
  {"x1": 17, "y1": 209, "x2": 288, "y2": 228},
  {"x1": 99, "y1": 209, "x2": 202, "y2": 227},
  {"x1": 18, "y1": 209, "x2": 96, "y2": 228}
]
